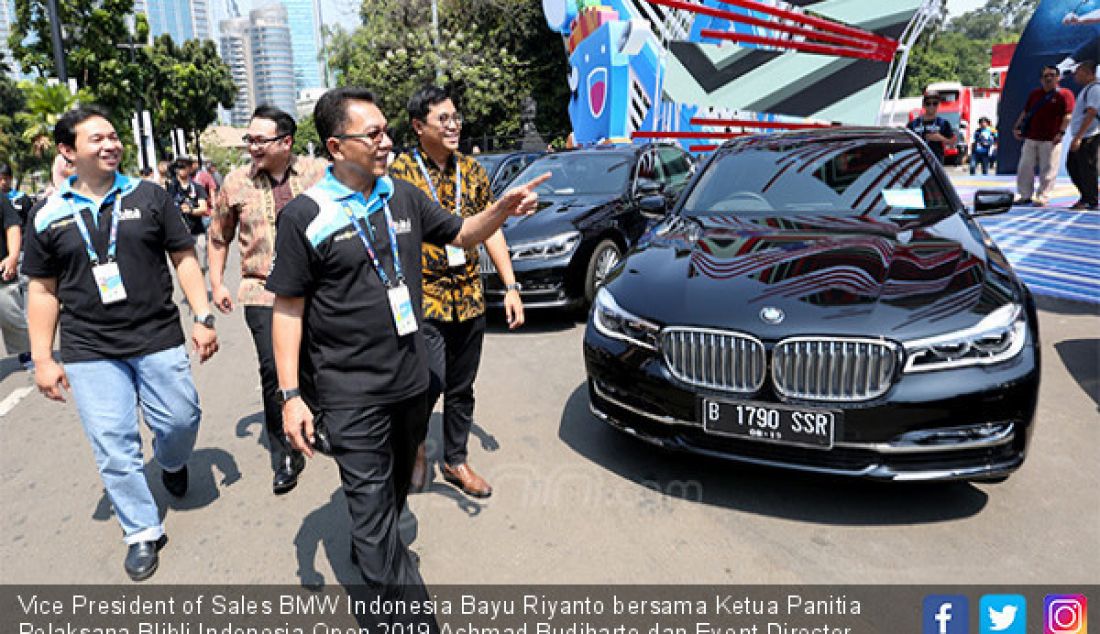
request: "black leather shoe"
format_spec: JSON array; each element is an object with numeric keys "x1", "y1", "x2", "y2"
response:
[
  {"x1": 124, "y1": 535, "x2": 167, "y2": 581},
  {"x1": 273, "y1": 452, "x2": 305, "y2": 494},
  {"x1": 161, "y1": 465, "x2": 188, "y2": 497}
]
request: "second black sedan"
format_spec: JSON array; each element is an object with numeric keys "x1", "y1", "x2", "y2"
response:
[
  {"x1": 482, "y1": 143, "x2": 694, "y2": 309},
  {"x1": 583, "y1": 127, "x2": 1040, "y2": 482}
]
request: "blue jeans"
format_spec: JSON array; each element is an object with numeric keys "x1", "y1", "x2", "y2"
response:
[
  {"x1": 970, "y1": 151, "x2": 992, "y2": 175},
  {"x1": 66, "y1": 345, "x2": 201, "y2": 544}
]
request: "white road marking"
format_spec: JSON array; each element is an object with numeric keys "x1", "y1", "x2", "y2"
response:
[{"x1": 0, "y1": 386, "x2": 35, "y2": 417}]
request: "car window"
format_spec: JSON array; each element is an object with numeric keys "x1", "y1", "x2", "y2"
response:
[
  {"x1": 493, "y1": 157, "x2": 526, "y2": 190},
  {"x1": 475, "y1": 155, "x2": 505, "y2": 176},
  {"x1": 511, "y1": 152, "x2": 631, "y2": 196},
  {"x1": 682, "y1": 139, "x2": 952, "y2": 221},
  {"x1": 657, "y1": 147, "x2": 693, "y2": 191}
]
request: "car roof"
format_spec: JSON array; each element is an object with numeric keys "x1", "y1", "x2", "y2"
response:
[{"x1": 717, "y1": 126, "x2": 920, "y2": 153}]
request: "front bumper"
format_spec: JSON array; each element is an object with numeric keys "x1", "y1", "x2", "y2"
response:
[
  {"x1": 482, "y1": 252, "x2": 581, "y2": 309},
  {"x1": 583, "y1": 326, "x2": 1040, "y2": 482}
]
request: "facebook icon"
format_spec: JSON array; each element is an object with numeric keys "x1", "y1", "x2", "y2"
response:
[{"x1": 924, "y1": 595, "x2": 970, "y2": 634}]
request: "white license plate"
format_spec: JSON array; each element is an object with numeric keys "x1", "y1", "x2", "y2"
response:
[{"x1": 701, "y1": 398, "x2": 838, "y2": 450}]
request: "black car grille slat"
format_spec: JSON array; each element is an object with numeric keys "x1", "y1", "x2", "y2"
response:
[
  {"x1": 661, "y1": 328, "x2": 766, "y2": 393},
  {"x1": 772, "y1": 338, "x2": 899, "y2": 402}
]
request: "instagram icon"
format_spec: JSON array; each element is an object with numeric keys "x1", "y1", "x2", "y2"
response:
[{"x1": 1046, "y1": 595, "x2": 1088, "y2": 634}]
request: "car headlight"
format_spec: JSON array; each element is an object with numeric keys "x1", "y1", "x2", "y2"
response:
[
  {"x1": 509, "y1": 231, "x2": 581, "y2": 261},
  {"x1": 592, "y1": 287, "x2": 660, "y2": 351},
  {"x1": 902, "y1": 303, "x2": 1028, "y2": 373}
]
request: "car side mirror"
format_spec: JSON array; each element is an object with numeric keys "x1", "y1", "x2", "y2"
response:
[
  {"x1": 971, "y1": 189, "x2": 1014, "y2": 217},
  {"x1": 639, "y1": 195, "x2": 667, "y2": 216},
  {"x1": 635, "y1": 178, "x2": 662, "y2": 198}
]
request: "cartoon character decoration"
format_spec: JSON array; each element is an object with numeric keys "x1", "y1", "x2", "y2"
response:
[{"x1": 544, "y1": 0, "x2": 921, "y2": 151}]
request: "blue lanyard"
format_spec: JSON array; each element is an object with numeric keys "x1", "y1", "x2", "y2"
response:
[
  {"x1": 69, "y1": 196, "x2": 122, "y2": 265},
  {"x1": 340, "y1": 201, "x2": 405, "y2": 288},
  {"x1": 413, "y1": 150, "x2": 461, "y2": 216}
]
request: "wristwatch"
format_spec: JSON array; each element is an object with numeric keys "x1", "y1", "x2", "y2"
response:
[
  {"x1": 505, "y1": 282, "x2": 523, "y2": 293},
  {"x1": 194, "y1": 313, "x2": 216, "y2": 329},
  {"x1": 279, "y1": 388, "x2": 301, "y2": 404}
]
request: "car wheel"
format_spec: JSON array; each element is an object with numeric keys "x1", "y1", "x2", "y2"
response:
[{"x1": 584, "y1": 239, "x2": 621, "y2": 305}]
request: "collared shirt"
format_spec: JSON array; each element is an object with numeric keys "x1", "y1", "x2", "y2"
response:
[
  {"x1": 211, "y1": 155, "x2": 327, "y2": 306},
  {"x1": 1069, "y1": 81, "x2": 1100, "y2": 139},
  {"x1": 6, "y1": 189, "x2": 33, "y2": 226},
  {"x1": 907, "y1": 116, "x2": 954, "y2": 163},
  {"x1": 22, "y1": 173, "x2": 195, "y2": 362},
  {"x1": 1021, "y1": 87, "x2": 1075, "y2": 141},
  {"x1": 266, "y1": 169, "x2": 463, "y2": 409},
  {"x1": 389, "y1": 148, "x2": 494, "y2": 322}
]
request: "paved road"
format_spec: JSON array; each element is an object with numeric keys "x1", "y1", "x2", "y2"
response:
[{"x1": 1, "y1": 250, "x2": 1097, "y2": 587}]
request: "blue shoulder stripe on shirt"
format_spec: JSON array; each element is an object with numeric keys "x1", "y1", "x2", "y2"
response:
[
  {"x1": 33, "y1": 194, "x2": 73, "y2": 234},
  {"x1": 303, "y1": 188, "x2": 351, "y2": 248}
]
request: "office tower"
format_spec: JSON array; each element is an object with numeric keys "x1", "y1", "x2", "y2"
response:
[
  {"x1": 218, "y1": 4, "x2": 297, "y2": 126},
  {"x1": 281, "y1": 0, "x2": 326, "y2": 93},
  {"x1": 1, "y1": 0, "x2": 18, "y2": 78},
  {"x1": 138, "y1": 0, "x2": 212, "y2": 43}
]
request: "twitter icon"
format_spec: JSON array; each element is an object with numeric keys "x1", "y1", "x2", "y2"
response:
[{"x1": 981, "y1": 595, "x2": 1026, "y2": 634}]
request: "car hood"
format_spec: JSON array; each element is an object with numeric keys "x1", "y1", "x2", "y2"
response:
[
  {"x1": 606, "y1": 213, "x2": 1022, "y2": 341},
  {"x1": 500, "y1": 194, "x2": 616, "y2": 244}
]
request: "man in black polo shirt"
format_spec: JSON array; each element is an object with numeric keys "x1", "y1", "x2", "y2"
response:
[
  {"x1": 168, "y1": 156, "x2": 210, "y2": 273},
  {"x1": 23, "y1": 106, "x2": 219, "y2": 581},
  {"x1": 0, "y1": 194, "x2": 30, "y2": 368},
  {"x1": 907, "y1": 91, "x2": 957, "y2": 164},
  {"x1": 268, "y1": 87, "x2": 546, "y2": 597}
]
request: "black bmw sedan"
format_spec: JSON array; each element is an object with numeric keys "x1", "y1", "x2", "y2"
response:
[
  {"x1": 583, "y1": 127, "x2": 1040, "y2": 482},
  {"x1": 481, "y1": 143, "x2": 694, "y2": 309}
]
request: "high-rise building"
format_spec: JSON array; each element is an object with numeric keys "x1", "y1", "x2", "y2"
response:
[
  {"x1": 1, "y1": 0, "x2": 18, "y2": 77},
  {"x1": 281, "y1": 0, "x2": 325, "y2": 93},
  {"x1": 137, "y1": 0, "x2": 212, "y2": 43},
  {"x1": 250, "y1": 4, "x2": 296, "y2": 117},
  {"x1": 218, "y1": 4, "x2": 297, "y2": 126}
]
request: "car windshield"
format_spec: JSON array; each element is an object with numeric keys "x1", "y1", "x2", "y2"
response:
[
  {"x1": 510, "y1": 152, "x2": 631, "y2": 196},
  {"x1": 681, "y1": 139, "x2": 953, "y2": 221},
  {"x1": 474, "y1": 154, "x2": 505, "y2": 175}
]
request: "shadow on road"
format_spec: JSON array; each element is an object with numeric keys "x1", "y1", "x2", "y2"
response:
[
  {"x1": 1055, "y1": 338, "x2": 1100, "y2": 410},
  {"x1": 92, "y1": 446, "x2": 242, "y2": 523},
  {"x1": 484, "y1": 307, "x2": 582, "y2": 334},
  {"x1": 557, "y1": 383, "x2": 989, "y2": 526},
  {"x1": 1036, "y1": 296, "x2": 1100, "y2": 316},
  {"x1": 413, "y1": 412, "x2": 490, "y2": 516},
  {"x1": 293, "y1": 488, "x2": 422, "y2": 590}
]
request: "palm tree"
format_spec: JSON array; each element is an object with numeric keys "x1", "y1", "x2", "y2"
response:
[{"x1": 16, "y1": 81, "x2": 83, "y2": 157}]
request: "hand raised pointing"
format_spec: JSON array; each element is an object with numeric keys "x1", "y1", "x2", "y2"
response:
[{"x1": 497, "y1": 172, "x2": 552, "y2": 217}]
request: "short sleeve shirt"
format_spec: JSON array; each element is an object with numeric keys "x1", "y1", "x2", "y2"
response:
[
  {"x1": 7, "y1": 190, "x2": 33, "y2": 228},
  {"x1": 22, "y1": 174, "x2": 195, "y2": 362},
  {"x1": 907, "y1": 117, "x2": 954, "y2": 163},
  {"x1": 1069, "y1": 82, "x2": 1100, "y2": 139},
  {"x1": 0, "y1": 195, "x2": 21, "y2": 264},
  {"x1": 169, "y1": 179, "x2": 209, "y2": 235},
  {"x1": 1022, "y1": 87, "x2": 1075, "y2": 141},
  {"x1": 265, "y1": 171, "x2": 463, "y2": 409},
  {"x1": 389, "y1": 148, "x2": 495, "y2": 322}
]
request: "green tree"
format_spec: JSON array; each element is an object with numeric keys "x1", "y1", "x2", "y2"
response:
[
  {"x1": 17, "y1": 80, "x2": 86, "y2": 156},
  {"x1": 9, "y1": 0, "x2": 148, "y2": 137},
  {"x1": 292, "y1": 115, "x2": 322, "y2": 157},
  {"x1": 328, "y1": 0, "x2": 569, "y2": 149},
  {"x1": 146, "y1": 35, "x2": 236, "y2": 161}
]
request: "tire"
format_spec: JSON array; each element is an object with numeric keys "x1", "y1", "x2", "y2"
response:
[{"x1": 583, "y1": 239, "x2": 622, "y2": 305}]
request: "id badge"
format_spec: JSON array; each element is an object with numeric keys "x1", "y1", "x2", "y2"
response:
[
  {"x1": 446, "y1": 244, "x2": 467, "y2": 267},
  {"x1": 387, "y1": 284, "x2": 418, "y2": 336},
  {"x1": 92, "y1": 262, "x2": 128, "y2": 305}
]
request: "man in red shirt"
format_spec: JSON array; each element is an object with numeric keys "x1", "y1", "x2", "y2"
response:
[{"x1": 1012, "y1": 65, "x2": 1075, "y2": 206}]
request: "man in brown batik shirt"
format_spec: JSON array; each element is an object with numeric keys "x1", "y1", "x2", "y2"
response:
[
  {"x1": 390, "y1": 86, "x2": 524, "y2": 499},
  {"x1": 208, "y1": 105, "x2": 327, "y2": 495}
]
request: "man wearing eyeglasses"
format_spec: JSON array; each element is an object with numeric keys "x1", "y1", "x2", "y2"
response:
[
  {"x1": 268, "y1": 87, "x2": 547, "y2": 599},
  {"x1": 208, "y1": 105, "x2": 327, "y2": 494},
  {"x1": 389, "y1": 86, "x2": 524, "y2": 499},
  {"x1": 907, "y1": 91, "x2": 957, "y2": 164},
  {"x1": 1011, "y1": 65, "x2": 1075, "y2": 207}
]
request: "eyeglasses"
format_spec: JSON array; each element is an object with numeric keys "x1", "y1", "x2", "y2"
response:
[
  {"x1": 433, "y1": 113, "x2": 463, "y2": 127},
  {"x1": 242, "y1": 133, "x2": 289, "y2": 147},
  {"x1": 335, "y1": 127, "x2": 389, "y2": 145}
]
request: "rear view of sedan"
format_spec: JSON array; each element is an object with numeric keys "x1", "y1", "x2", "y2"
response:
[{"x1": 583, "y1": 128, "x2": 1040, "y2": 482}]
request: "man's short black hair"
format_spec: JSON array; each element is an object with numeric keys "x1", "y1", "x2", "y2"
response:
[
  {"x1": 407, "y1": 85, "x2": 451, "y2": 121},
  {"x1": 979, "y1": 117, "x2": 991, "y2": 125},
  {"x1": 314, "y1": 87, "x2": 376, "y2": 142},
  {"x1": 251, "y1": 105, "x2": 297, "y2": 138},
  {"x1": 1077, "y1": 59, "x2": 1097, "y2": 74},
  {"x1": 139, "y1": 166, "x2": 153, "y2": 177},
  {"x1": 54, "y1": 105, "x2": 113, "y2": 148},
  {"x1": 0, "y1": 163, "x2": 12, "y2": 178},
  {"x1": 1043, "y1": 65, "x2": 1060, "y2": 75}
]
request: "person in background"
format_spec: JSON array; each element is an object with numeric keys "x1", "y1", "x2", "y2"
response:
[
  {"x1": 1066, "y1": 59, "x2": 1100, "y2": 210},
  {"x1": 970, "y1": 117, "x2": 997, "y2": 175},
  {"x1": 167, "y1": 157, "x2": 210, "y2": 274},
  {"x1": 1012, "y1": 65, "x2": 1075, "y2": 206},
  {"x1": 906, "y1": 91, "x2": 957, "y2": 164}
]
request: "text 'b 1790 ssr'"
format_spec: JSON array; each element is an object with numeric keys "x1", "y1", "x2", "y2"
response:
[{"x1": 584, "y1": 127, "x2": 1040, "y2": 482}]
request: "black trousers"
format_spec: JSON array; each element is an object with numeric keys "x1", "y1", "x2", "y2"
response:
[
  {"x1": 1067, "y1": 134, "x2": 1100, "y2": 207},
  {"x1": 244, "y1": 306, "x2": 294, "y2": 462},
  {"x1": 322, "y1": 394, "x2": 431, "y2": 599},
  {"x1": 422, "y1": 316, "x2": 486, "y2": 465}
]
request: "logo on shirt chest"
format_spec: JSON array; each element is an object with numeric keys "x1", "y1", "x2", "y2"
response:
[
  {"x1": 392, "y1": 218, "x2": 411, "y2": 235},
  {"x1": 118, "y1": 208, "x2": 143, "y2": 221}
]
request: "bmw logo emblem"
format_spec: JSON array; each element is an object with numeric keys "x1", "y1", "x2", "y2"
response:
[{"x1": 760, "y1": 307, "x2": 785, "y2": 325}]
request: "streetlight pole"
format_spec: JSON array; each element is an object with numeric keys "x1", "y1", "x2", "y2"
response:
[
  {"x1": 46, "y1": 0, "x2": 67, "y2": 83},
  {"x1": 430, "y1": 0, "x2": 442, "y2": 82},
  {"x1": 118, "y1": 17, "x2": 147, "y2": 171}
]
